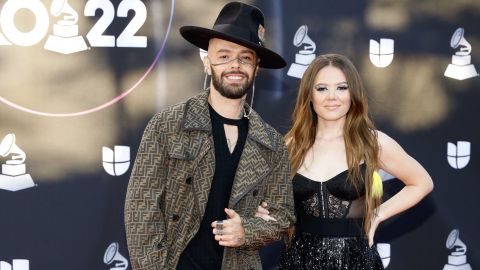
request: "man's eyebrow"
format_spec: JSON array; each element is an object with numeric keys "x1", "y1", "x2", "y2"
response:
[
  {"x1": 216, "y1": 48, "x2": 232, "y2": 53},
  {"x1": 240, "y1": 49, "x2": 255, "y2": 55},
  {"x1": 215, "y1": 48, "x2": 255, "y2": 55}
]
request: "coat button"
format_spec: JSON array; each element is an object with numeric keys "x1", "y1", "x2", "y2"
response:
[
  {"x1": 185, "y1": 177, "x2": 192, "y2": 184},
  {"x1": 172, "y1": 214, "x2": 180, "y2": 221},
  {"x1": 156, "y1": 242, "x2": 164, "y2": 250},
  {"x1": 252, "y1": 189, "x2": 259, "y2": 196}
]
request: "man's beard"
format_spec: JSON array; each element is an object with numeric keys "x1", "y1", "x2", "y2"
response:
[{"x1": 211, "y1": 68, "x2": 254, "y2": 99}]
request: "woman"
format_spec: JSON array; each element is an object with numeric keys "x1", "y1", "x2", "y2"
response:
[{"x1": 256, "y1": 54, "x2": 433, "y2": 269}]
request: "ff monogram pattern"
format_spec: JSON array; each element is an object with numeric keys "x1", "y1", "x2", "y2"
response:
[{"x1": 125, "y1": 90, "x2": 295, "y2": 269}]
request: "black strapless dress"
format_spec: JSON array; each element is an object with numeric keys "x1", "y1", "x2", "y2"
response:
[{"x1": 279, "y1": 164, "x2": 384, "y2": 270}]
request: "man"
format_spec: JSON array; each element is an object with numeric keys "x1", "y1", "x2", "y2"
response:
[{"x1": 124, "y1": 2, "x2": 295, "y2": 269}]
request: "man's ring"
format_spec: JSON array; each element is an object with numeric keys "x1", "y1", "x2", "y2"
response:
[{"x1": 216, "y1": 220, "x2": 224, "y2": 230}]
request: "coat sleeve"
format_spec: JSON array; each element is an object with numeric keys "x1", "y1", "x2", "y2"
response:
[
  {"x1": 124, "y1": 114, "x2": 169, "y2": 269},
  {"x1": 241, "y1": 143, "x2": 295, "y2": 249}
]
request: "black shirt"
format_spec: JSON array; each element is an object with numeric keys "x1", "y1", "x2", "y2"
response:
[{"x1": 177, "y1": 104, "x2": 248, "y2": 270}]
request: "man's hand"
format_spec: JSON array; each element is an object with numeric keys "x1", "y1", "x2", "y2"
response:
[{"x1": 211, "y1": 208, "x2": 246, "y2": 247}]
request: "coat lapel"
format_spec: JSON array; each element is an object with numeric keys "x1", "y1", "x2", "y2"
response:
[
  {"x1": 228, "y1": 109, "x2": 277, "y2": 208},
  {"x1": 228, "y1": 138, "x2": 271, "y2": 207},
  {"x1": 180, "y1": 90, "x2": 214, "y2": 218},
  {"x1": 181, "y1": 90, "x2": 211, "y2": 132}
]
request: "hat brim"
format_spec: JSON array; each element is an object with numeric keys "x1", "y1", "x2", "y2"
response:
[{"x1": 180, "y1": 26, "x2": 286, "y2": 69}]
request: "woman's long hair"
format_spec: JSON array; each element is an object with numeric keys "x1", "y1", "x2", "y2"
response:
[{"x1": 285, "y1": 54, "x2": 380, "y2": 234}]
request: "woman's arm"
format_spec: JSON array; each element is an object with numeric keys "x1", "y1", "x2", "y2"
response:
[{"x1": 368, "y1": 130, "x2": 434, "y2": 246}]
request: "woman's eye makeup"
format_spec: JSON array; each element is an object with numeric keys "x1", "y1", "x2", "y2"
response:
[{"x1": 314, "y1": 84, "x2": 349, "y2": 91}]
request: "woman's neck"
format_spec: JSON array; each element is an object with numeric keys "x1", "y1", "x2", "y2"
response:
[{"x1": 315, "y1": 118, "x2": 345, "y2": 140}]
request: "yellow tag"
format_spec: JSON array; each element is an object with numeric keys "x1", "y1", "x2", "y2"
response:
[{"x1": 372, "y1": 170, "x2": 383, "y2": 198}]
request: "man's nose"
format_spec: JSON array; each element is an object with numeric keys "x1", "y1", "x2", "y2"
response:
[{"x1": 228, "y1": 57, "x2": 242, "y2": 68}]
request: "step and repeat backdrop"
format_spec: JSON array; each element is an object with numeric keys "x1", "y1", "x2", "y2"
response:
[{"x1": 0, "y1": 0, "x2": 478, "y2": 269}]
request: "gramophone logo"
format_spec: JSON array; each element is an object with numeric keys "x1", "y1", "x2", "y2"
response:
[
  {"x1": 0, "y1": 259, "x2": 29, "y2": 270},
  {"x1": 444, "y1": 28, "x2": 479, "y2": 80},
  {"x1": 369, "y1": 39, "x2": 394, "y2": 68},
  {"x1": 447, "y1": 141, "x2": 470, "y2": 169},
  {"x1": 102, "y1": 146, "x2": 130, "y2": 176},
  {"x1": 443, "y1": 229, "x2": 472, "y2": 270},
  {"x1": 377, "y1": 243, "x2": 391, "y2": 268},
  {"x1": 287, "y1": 25, "x2": 316, "y2": 79},
  {"x1": 0, "y1": 133, "x2": 36, "y2": 192},
  {"x1": 104, "y1": 242, "x2": 129, "y2": 270},
  {"x1": 43, "y1": 0, "x2": 88, "y2": 54}
]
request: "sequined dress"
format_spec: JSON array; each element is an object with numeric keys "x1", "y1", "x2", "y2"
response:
[{"x1": 279, "y1": 164, "x2": 384, "y2": 270}]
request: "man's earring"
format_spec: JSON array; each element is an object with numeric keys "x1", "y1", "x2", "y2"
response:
[{"x1": 204, "y1": 71, "x2": 210, "y2": 91}]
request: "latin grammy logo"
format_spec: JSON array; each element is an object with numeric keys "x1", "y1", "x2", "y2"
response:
[
  {"x1": 443, "y1": 229, "x2": 472, "y2": 270},
  {"x1": 444, "y1": 28, "x2": 478, "y2": 80},
  {"x1": 0, "y1": 133, "x2": 36, "y2": 192},
  {"x1": 104, "y1": 242, "x2": 129, "y2": 270},
  {"x1": 43, "y1": 0, "x2": 88, "y2": 54},
  {"x1": 287, "y1": 25, "x2": 316, "y2": 79}
]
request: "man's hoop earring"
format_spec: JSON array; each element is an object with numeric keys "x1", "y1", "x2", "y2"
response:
[
  {"x1": 243, "y1": 79, "x2": 255, "y2": 119},
  {"x1": 204, "y1": 72, "x2": 210, "y2": 91}
]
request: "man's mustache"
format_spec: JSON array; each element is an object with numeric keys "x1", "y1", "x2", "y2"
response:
[{"x1": 221, "y1": 71, "x2": 249, "y2": 77}]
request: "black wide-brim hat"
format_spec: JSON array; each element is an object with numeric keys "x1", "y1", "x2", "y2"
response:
[{"x1": 180, "y1": 2, "x2": 286, "y2": 69}]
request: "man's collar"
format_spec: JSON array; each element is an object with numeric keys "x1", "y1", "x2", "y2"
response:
[{"x1": 181, "y1": 90, "x2": 276, "y2": 151}]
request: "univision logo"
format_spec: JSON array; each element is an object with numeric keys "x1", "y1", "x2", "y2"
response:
[
  {"x1": 377, "y1": 243, "x2": 390, "y2": 268},
  {"x1": 0, "y1": 259, "x2": 29, "y2": 270},
  {"x1": 369, "y1": 38, "x2": 394, "y2": 68},
  {"x1": 447, "y1": 141, "x2": 470, "y2": 169},
  {"x1": 102, "y1": 146, "x2": 130, "y2": 176}
]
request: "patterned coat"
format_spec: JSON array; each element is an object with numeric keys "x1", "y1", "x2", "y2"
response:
[{"x1": 124, "y1": 90, "x2": 295, "y2": 270}]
